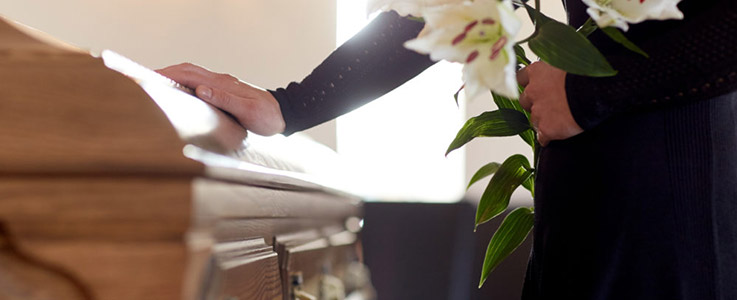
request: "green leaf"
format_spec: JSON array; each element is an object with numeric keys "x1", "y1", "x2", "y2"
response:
[
  {"x1": 576, "y1": 17, "x2": 598, "y2": 37},
  {"x1": 514, "y1": 44, "x2": 531, "y2": 66},
  {"x1": 601, "y1": 27, "x2": 649, "y2": 58},
  {"x1": 468, "y1": 162, "x2": 501, "y2": 190},
  {"x1": 522, "y1": 174, "x2": 535, "y2": 197},
  {"x1": 446, "y1": 109, "x2": 531, "y2": 155},
  {"x1": 491, "y1": 91, "x2": 526, "y2": 116},
  {"x1": 453, "y1": 84, "x2": 464, "y2": 107},
  {"x1": 523, "y1": 2, "x2": 545, "y2": 25},
  {"x1": 524, "y1": 5, "x2": 617, "y2": 77},
  {"x1": 479, "y1": 206, "x2": 535, "y2": 288},
  {"x1": 491, "y1": 92, "x2": 535, "y2": 147},
  {"x1": 475, "y1": 155, "x2": 532, "y2": 228}
]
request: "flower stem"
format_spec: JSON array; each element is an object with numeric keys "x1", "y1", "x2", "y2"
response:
[
  {"x1": 511, "y1": 0, "x2": 526, "y2": 7},
  {"x1": 532, "y1": 140, "x2": 539, "y2": 198},
  {"x1": 516, "y1": 35, "x2": 534, "y2": 45},
  {"x1": 577, "y1": 18, "x2": 598, "y2": 37},
  {"x1": 516, "y1": 0, "x2": 543, "y2": 45}
]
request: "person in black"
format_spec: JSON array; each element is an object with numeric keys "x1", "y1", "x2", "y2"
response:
[{"x1": 159, "y1": 0, "x2": 737, "y2": 298}]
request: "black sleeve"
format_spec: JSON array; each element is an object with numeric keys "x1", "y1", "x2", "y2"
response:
[
  {"x1": 565, "y1": 0, "x2": 737, "y2": 130},
  {"x1": 269, "y1": 11, "x2": 436, "y2": 135}
]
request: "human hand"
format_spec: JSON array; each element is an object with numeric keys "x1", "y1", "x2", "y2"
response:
[
  {"x1": 516, "y1": 61, "x2": 583, "y2": 146},
  {"x1": 157, "y1": 63, "x2": 286, "y2": 136}
]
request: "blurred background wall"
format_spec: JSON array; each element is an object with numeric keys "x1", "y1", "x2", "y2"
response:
[
  {"x1": 0, "y1": 0, "x2": 336, "y2": 92},
  {"x1": 0, "y1": 1, "x2": 565, "y2": 298},
  {"x1": 0, "y1": 0, "x2": 340, "y2": 148},
  {"x1": 0, "y1": 0, "x2": 565, "y2": 204}
]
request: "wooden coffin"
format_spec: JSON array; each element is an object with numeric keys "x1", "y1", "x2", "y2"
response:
[{"x1": 0, "y1": 17, "x2": 367, "y2": 300}]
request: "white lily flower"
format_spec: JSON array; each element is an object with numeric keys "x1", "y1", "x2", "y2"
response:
[
  {"x1": 583, "y1": 0, "x2": 683, "y2": 31},
  {"x1": 404, "y1": 0, "x2": 521, "y2": 99},
  {"x1": 367, "y1": 0, "x2": 464, "y2": 17}
]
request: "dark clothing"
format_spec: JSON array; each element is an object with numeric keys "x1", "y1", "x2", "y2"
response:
[
  {"x1": 564, "y1": 0, "x2": 737, "y2": 130},
  {"x1": 524, "y1": 1, "x2": 737, "y2": 299},
  {"x1": 269, "y1": 12, "x2": 434, "y2": 135},
  {"x1": 270, "y1": 1, "x2": 737, "y2": 299},
  {"x1": 524, "y1": 83, "x2": 737, "y2": 300}
]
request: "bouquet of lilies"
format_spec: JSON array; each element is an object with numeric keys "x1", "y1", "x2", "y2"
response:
[{"x1": 368, "y1": 0, "x2": 684, "y2": 288}]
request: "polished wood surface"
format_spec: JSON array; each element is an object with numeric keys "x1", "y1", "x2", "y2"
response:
[
  {"x1": 0, "y1": 229, "x2": 87, "y2": 300},
  {"x1": 203, "y1": 238, "x2": 282, "y2": 300},
  {"x1": 0, "y1": 16, "x2": 365, "y2": 300},
  {"x1": 0, "y1": 177, "x2": 192, "y2": 241},
  {"x1": 0, "y1": 20, "x2": 202, "y2": 176},
  {"x1": 0, "y1": 177, "x2": 192, "y2": 300}
]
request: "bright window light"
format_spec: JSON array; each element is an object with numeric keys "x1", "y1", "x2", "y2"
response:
[{"x1": 336, "y1": 0, "x2": 465, "y2": 202}]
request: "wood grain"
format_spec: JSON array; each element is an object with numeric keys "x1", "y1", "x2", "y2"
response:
[
  {"x1": 0, "y1": 177, "x2": 192, "y2": 241},
  {"x1": 194, "y1": 178, "x2": 362, "y2": 222},
  {"x1": 19, "y1": 240, "x2": 187, "y2": 300},
  {"x1": 0, "y1": 17, "x2": 81, "y2": 54},
  {"x1": 0, "y1": 226, "x2": 88, "y2": 300},
  {"x1": 203, "y1": 238, "x2": 282, "y2": 300},
  {"x1": 0, "y1": 16, "x2": 365, "y2": 300},
  {"x1": 0, "y1": 177, "x2": 193, "y2": 300},
  {"x1": 210, "y1": 219, "x2": 347, "y2": 246},
  {"x1": 0, "y1": 18, "x2": 202, "y2": 176}
]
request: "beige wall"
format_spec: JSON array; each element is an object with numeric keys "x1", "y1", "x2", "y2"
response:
[
  {"x1": 0, "y1": 1, "x2": 565, "y2": 203},
  {"x1": 0, "y1": 0, "x2": 338, "y2": 147}
]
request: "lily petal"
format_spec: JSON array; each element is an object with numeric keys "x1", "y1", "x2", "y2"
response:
[{"x1": 583, "y1": 0, "x2": 683, "y2": 31}]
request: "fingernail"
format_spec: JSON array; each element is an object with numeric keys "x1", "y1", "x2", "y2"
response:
[{"x1": 198, "y1": 87, "x2": 212, "y2": 99}]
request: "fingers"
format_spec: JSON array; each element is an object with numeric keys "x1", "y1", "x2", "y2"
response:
[
  {"x1": 532, "y1": 113, "x2": 550, "y2": 147},
  {"x1": 516, "y1": 67, "x2": 529, "y2": 87},
  {"x1": 158, "y1": 63, "x2": 256, "y2": 99},
  {"x1": 519, "y1": 90, "x2": 532, "y2": 111},
  {"x1": 518, "y1": 62, "x2": 542, "y2": 111},
  {"x1": 196, "y1": 85, "x2": 286, "y2": 136},
  {"x1": 537, "y1": 131, "x2": 549, "y2": 147},
  {"x1": 517, "y1": 61, "x2": 542, "y2": 88},
  {"x1": 529, "y1": 110, "x2": 542, "y2": 146},
  {"x1": 196, "y1": 84, "x2": 260, "y2": 130},
  {"x1": 158, "y1": 63, "x2": 285, "y2": 136},
  {"x1": 196, "y1": 85, "x2": 241, "y2": 113},
  {"x1": 157, "y1": 63, "x2": 212, "y2": 89}
]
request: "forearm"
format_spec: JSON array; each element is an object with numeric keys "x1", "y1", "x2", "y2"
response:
[{"x1": 270, "y1": 11, "x2": 436, "y2": 135}]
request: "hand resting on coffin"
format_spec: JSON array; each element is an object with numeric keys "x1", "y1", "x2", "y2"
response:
[{"x1": 157, "y1": 63, "x2": 285, "y2": 136}]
